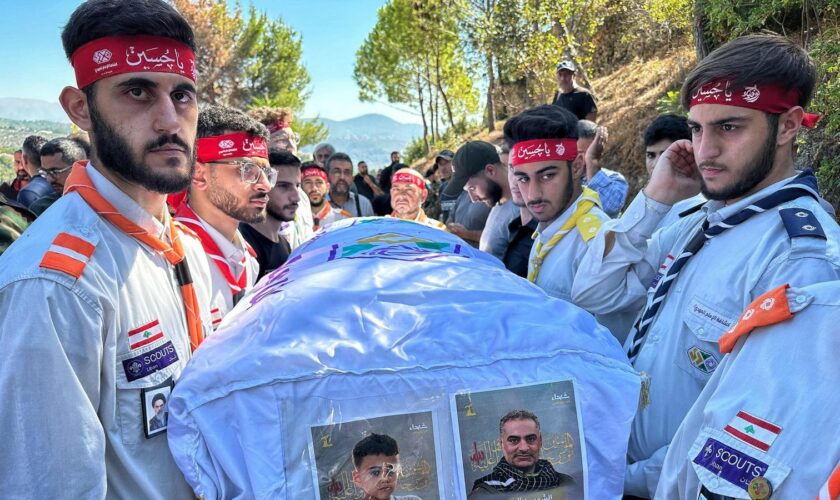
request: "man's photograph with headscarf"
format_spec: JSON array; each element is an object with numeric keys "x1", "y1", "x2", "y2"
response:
[
  {"x1": 453, "y1": 380, "x2": 585, "y2": 500},
  {"x1": 308, "y1": 411, "x2": 440, "y2": 499}
]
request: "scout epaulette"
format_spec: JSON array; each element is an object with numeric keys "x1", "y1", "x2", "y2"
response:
[
  {"x1": 678, "y1": 201, "x2": 705, "y2": 218},
  {"x1": 39, "y1": 232, "x2": 97, "y2": 279},
  {"x1": 718, "y1": 284, "x2": 793, "y2": 353},
  {"x1": 779, "y1": 208, "x2": 826, "y2": 240},
  {"x1": 576, "y1": 212, "x2": 602, "y2": 242}
]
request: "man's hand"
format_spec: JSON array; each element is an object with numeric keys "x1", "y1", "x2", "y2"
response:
[
  {"x1": 584, "y1": 126, "x2": 608, "y2": 180},
  {"x1": 363, "y1": 174, "x2": 384, "y2": 196},
  {"x1": 643, "y1": 139, "x2": 701, "y2": 205},
  {"x1": 447, "y1": 222, "x2": 467, "y2": 237}
]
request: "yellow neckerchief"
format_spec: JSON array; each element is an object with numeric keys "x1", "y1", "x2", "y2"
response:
[{"x1": 528, "y1": 187, "x2": 601, "y2": 283}]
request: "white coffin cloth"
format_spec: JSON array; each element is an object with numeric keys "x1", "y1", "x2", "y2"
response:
[{"x1": 168, "y1": 218, "x2": 640, "y2": 499}]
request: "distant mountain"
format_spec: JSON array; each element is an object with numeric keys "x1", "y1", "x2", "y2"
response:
[
  {"x1": 303, "y1": 114, "x2": 423, "y2": 171},
  {"x1": 0, "y1": 97, "x2": 424, "y2": 172},
  {"x1": 0, "y1": 97, "x2": 69, "y2": 123}
]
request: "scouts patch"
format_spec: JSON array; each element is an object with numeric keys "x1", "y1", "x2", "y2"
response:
[
  {"x1": 693, "y1": 437, "x2": 768, "y2": 494},
  {"x1": 128, "y1": 319, "x2": 165, "y2": 350},
  {"x1": 724, "y1": 411, "x2": 782, "y2": 452},
  {"x1": 122, "y1": 341, "x2": 180, "y2": 382},
  {"x1": 688, "y1": 345, "x2": 719, "y2": 374}
]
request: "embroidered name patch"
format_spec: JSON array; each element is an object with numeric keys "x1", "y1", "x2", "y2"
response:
[
  {"x1": 122, "y1": 341, "x2": 179, "y2": 382},
  {"x1": 693, "y1": 437, "x2": 768, "y2": 493},
  {"x1": 688, "y1": 345, "x2": 719, "y2": 374}
]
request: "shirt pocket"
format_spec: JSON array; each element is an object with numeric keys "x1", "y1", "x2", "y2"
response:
[
  {"x1": 688, "y1": 426, "x2": 791, "y2": 499},
  {"x1": 678, "y1": 296, "x2": 739, "y2": 382},
  {"x1": 114, "y1": 340, "x2": 185, "y2": 446}
]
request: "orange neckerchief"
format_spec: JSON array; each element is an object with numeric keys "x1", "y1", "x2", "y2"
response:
[{"x1": 64, "y1": 161, "x2": 205, "y2": 351}]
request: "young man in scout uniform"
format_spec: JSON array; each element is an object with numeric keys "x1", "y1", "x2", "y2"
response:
[
  {"x1": 174, "y1": 105, "x2": 270, "y2": 327},
  {"x1": 301, "y1": 163, "x2": 353, "y2": 231},
  {"x1": 571, "y1": 33, "x2": 840, "y2": 498},
  {"x1": 0, "y1": 0, "x2": 213, "y2": 496}
]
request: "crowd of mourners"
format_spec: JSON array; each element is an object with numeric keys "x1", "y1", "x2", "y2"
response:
[{"x1": 1, "y1": 0, "x2": 839, "y2": 498}]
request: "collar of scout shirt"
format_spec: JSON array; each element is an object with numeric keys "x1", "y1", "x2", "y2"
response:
[
  {"x1": 700, "y1": 173, "x2": 798, "y2": 225},
  {"x1": 86, "y1": 162, "x2": 169, "y2": 243},
  {"x1": 535, "y1": 188, "x2": 600, "y2": 236},
  {"x1": 191, "y1": 210, "x2": 250, "y2": 276}
]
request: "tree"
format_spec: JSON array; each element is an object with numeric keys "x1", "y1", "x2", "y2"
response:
[{"x1": 354, "y1": 0, "x2": 478, "y2": 153}]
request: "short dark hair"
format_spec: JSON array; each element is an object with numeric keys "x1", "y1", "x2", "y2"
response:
[
  {"x1": 300, "y1": 160, "x2": 319, "y2": 170},
  {"x1": 197, "y1": 105, "x2": 268, "y2": 140},
  {"x1": 358, "y1": 160, "x2": 367, "y2": 166},
  {"x1": 503, "y1": 105, "x2": 579, "y2": 148},
  {"x1": 352, "y1": 433, "x2": 399, "y2": 469},
  {"x1": 644, "y1": 114, "x2": 690, "y2": 146},
  {"x1": 681, "y1": 33, "x2": 816, "y2": 110},
  {"x1": 61, "y1": 0, "x2": 195, "y2": 58},
  {"x1": 577, "y1": 119, "x2": 598, "y2": 140},
  {"x1": 499, "y1": 409, "x2": 540, "y2": 435},
  {"x1": 325, "y1": 152, "x2": 353, "y2": 173},
  {"x1": 40, "y1": 138, "x2": 87, "y2": 166},
  {"x1": 22, "y1": 135, "x2": 48, "y2": 168},
  {"x1": 390, "y1": 151, "x2": 400, "y2": 156},
  {"x1": 269, "y1": 148, "x2": 301, "y2": 168},
  {"x1": 425, "y1": 164, "x2": 439, "y2": 178},
  {"x1": 152, "y1": 392, "x2": 166, "y2": 406},
  {"x1": 67, "y1": 133, "x2": 92, "y2": 157}
]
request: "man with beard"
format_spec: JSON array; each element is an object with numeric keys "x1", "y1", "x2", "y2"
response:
[
  {"x1": 0, "y1": 0, "x2": 214, "y2": 497},
  {"x1": 29, "y1": 138, "x2": 88, "y2": 216},
  {"x1": 174, "y1": 105, "x2": 270, "y2": 328},
  {"x1": 504, "y1": 105, "x2": 610, "y2": 304},
  {"x1": 451, "y1": 141, "x2": 518, "y2": 260},
  {"x1": 354, "y1": 159, "x2": 383, "y2": 201},
  {"x1": 0, "y1": 150, "x2": 29, "y2": 199},
  {"x1": 571, "y1": 33, "x2": 840, "y2": 498},
  {"x1": 325, "y1": 152, "x2": 374, "y2": 217},
  {"x1": 241, "y1": 149, "x2": 300, "y2": 280},
  {"x1": 389, "y1": 167, "x2": 446, "y2": 230},
  {"x1": 470, "y1": 410, "x2": 575, "y2": 497},
  {"x1": 301, "y1": 163, "x2": 352, "y2": 231}
]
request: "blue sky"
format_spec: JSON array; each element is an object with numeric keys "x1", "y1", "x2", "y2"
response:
[{"x1": 0, "y1": 0, "x2": 421, "y2": 124}]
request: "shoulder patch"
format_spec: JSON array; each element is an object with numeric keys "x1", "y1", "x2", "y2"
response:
[
  {"x1": 39, "y1": 232, "x2": 97, "y2": 279},
  {"x1": 718, "y1": 284, "x2": 793, "y2": 354},
  {"x1": 779, "y1": 208, "x2": 826, "y2": 240},
  {"x1": 576, "y1": 213, "x2": 602, "y2": 241}
]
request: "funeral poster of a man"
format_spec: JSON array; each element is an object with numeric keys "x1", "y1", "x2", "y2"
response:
[
  {"x1": 309, "y1": 411, "x2": 441, "y2": 499},
  {"x1": 452, "y1": 380, "x2": 585, "y2": 500}
]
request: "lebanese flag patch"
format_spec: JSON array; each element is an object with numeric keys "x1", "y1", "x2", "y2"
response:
[
  {"x1": 724, "y1": 410, "x2": 782, "y2": 452},
  {"x1": 211, "y1": 307, "x2": 223, "y2": 328},
  {"x1": 128, "y1": 319, "x2": 165, "y2": 350}
]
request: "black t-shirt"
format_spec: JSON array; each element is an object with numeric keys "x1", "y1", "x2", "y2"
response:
[
  {"x1": 551, "y1": 87, "x2": 597, "y2": 120},
  {"x1": 353, "y1": 174, "x2": 375, "y2": 201},
  {"x1": 239, "y1": 223, "x2": 291, "y2": 281},
  {"x1": 503, "y1": 216, "x2": 539, "y2": 278}
]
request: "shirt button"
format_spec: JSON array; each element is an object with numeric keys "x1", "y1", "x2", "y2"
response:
[
  {"x1": 698, "y1": 327, "x2": 705, "y2": 334},
  {"x1": 796, "y1": 295, "x2": 806, "y2": 304}
]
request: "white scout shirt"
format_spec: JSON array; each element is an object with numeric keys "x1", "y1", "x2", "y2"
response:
[
  {"x1": 0, "y1": 163, "x2": 213, "y2": 499},
  {"x1": 190, "y1": 213, "x2": 259, "y2": 329},
  {"x1": 657, "y1": 281, "x2": 840, "y2": 499},
  {"x1": 530, "y1": 193, "x2": 635, "y2": 343},
  {"x1": 571, "y1": 175, "x2": 840, "y2": 498}
]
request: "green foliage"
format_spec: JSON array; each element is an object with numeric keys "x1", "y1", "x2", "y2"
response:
[
  {"x1": 0, "y1": 154, "x2": 13, "y2": 182},
  {"x1": 810, "y1": 27, "x2": 840, "y2": 135},
  {"x1": 293, "y1": 118, "x2": 330, "y2": 150},
  {"x1": 655, "y1": 90, "x2": 686, "y2": 116}
]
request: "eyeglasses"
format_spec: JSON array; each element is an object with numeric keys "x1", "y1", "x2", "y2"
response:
[
  {"x1": 211, "y1": 160, "x2": 277, "y2": 186},
  {"x1": 39, "y1": 165, "x2": 73, "y2": 179}
]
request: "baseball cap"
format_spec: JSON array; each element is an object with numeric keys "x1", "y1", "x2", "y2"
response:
[
  {"x1": 435, "y1": 149, "x2": 454, "y2": 161},
  {"x1": 556, "y1": 60, "x2": 576, "y2": 72},
  {"x1": 445, "y1": 141, "x2": 500, "y2": 197}
]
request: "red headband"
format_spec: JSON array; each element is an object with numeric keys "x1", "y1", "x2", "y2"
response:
[
  {"x1": 196, "y1": 132, "x2": 268, "y2": 163},
  {"x1": 392, "y1": 171, "x2": 426, "y2": 192},
  {"x1": 689, "y1": 79, "x2": 821, "y2": 128},
  {"x1": 301, "y1": 166, "x2": 328, "y2": 181},
  {"x1": 71, "y1": 35, "x2": 196, "y2": 89},
  {"x1": 510, "y1": 139, "x2": 577, "y2": 166}
]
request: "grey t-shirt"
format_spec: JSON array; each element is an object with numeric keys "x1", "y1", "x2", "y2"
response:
[
  {"x1": 448, "y1": 191, "x2": 491, "y2": 230},
  {"x1": 479, "y1": 199, "x2": 519, "y2": 259},
  {"x1": 327, "y1": 192, "x2": 374, "y2": 217}
]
